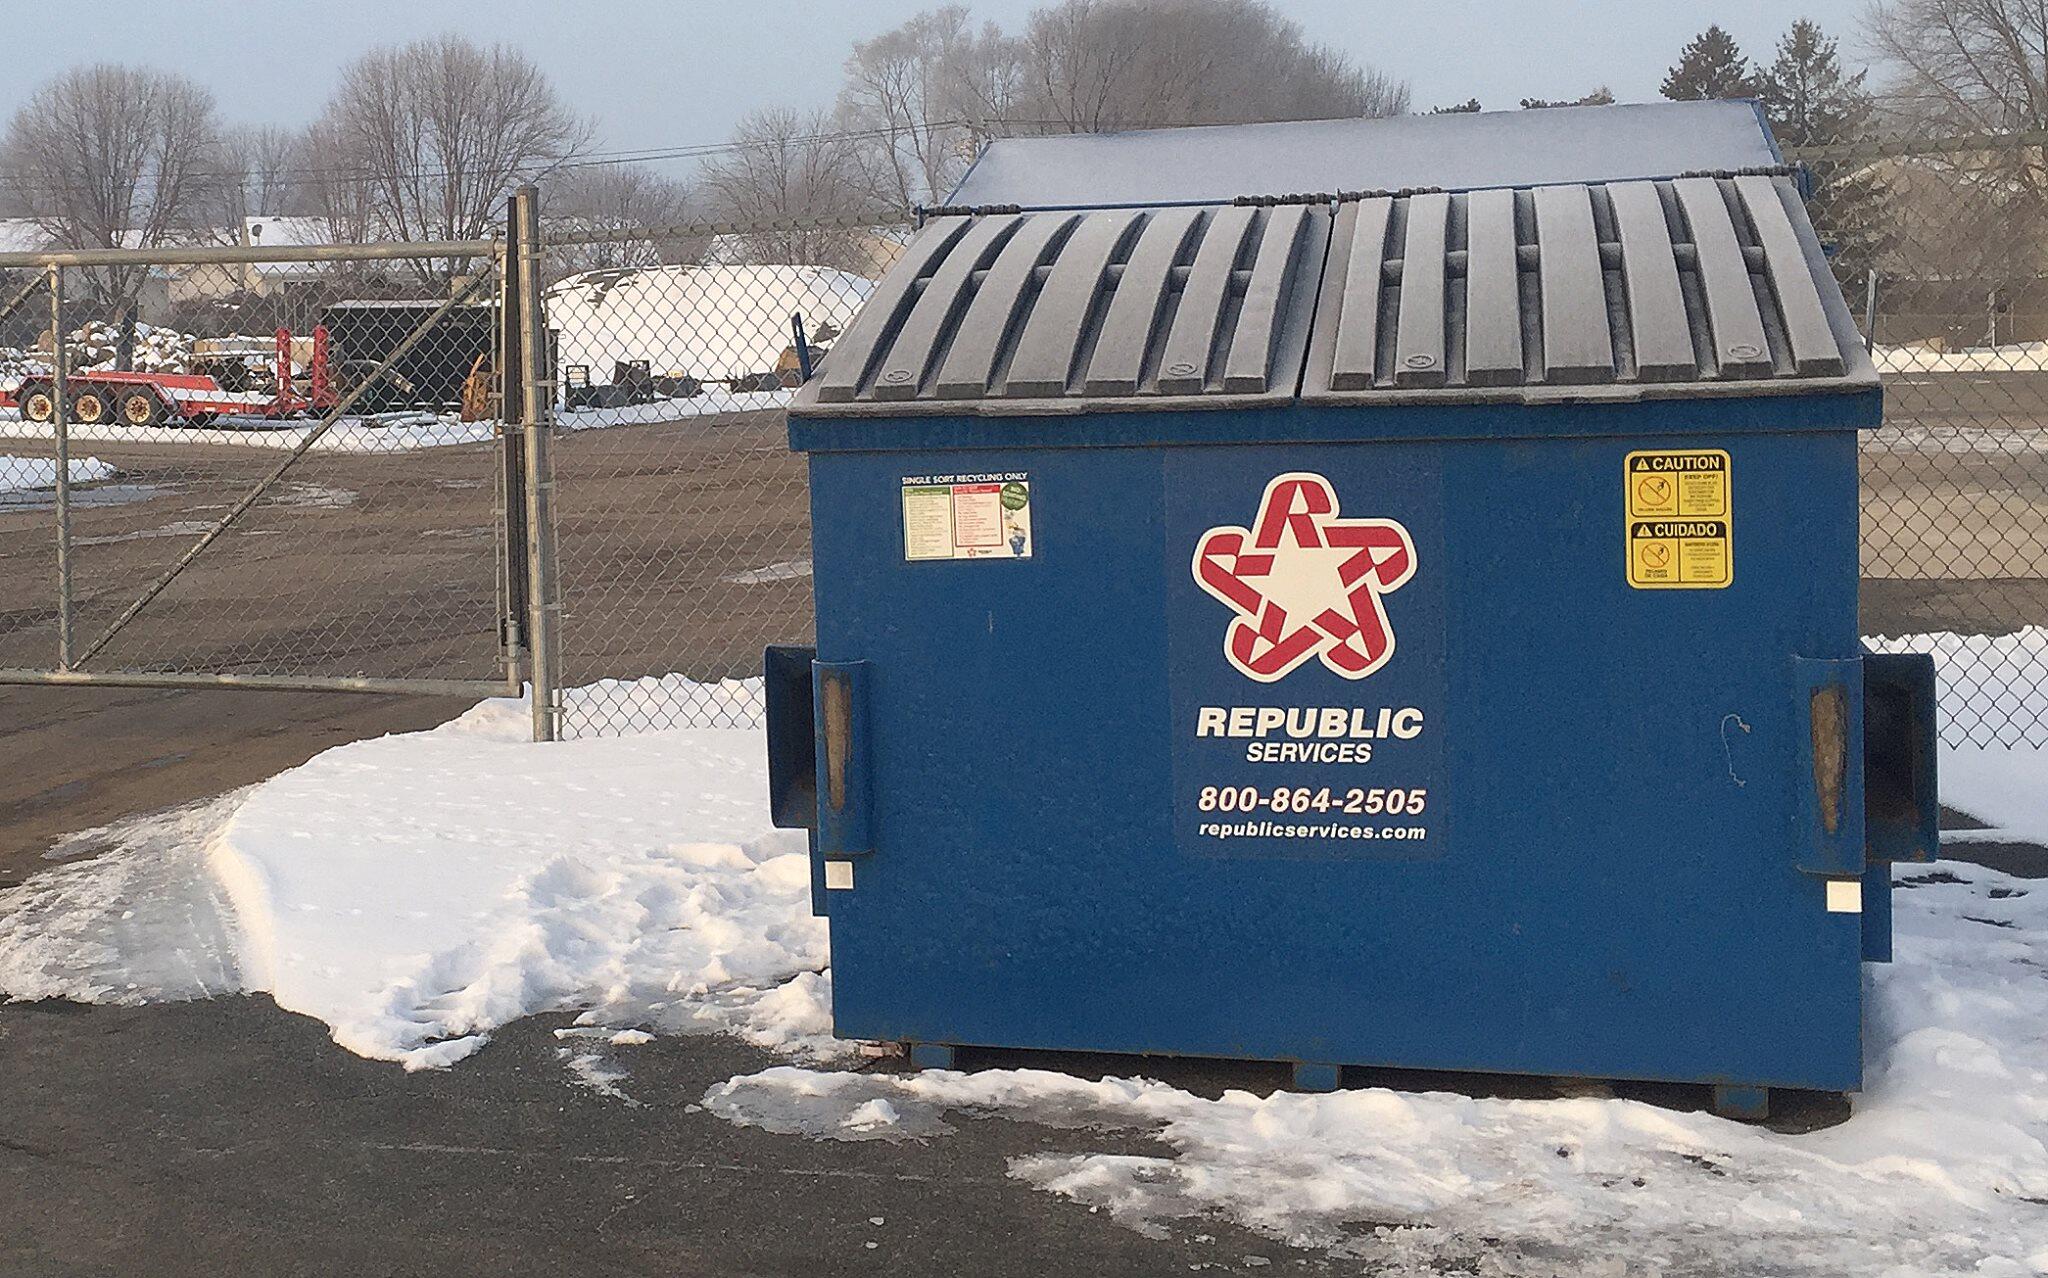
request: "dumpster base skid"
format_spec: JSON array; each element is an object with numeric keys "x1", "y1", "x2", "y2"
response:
[{"x1": 1712, "y1": 1085, "x2": 1772, "y2": 1121}]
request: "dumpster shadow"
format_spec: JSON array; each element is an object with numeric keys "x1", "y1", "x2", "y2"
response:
[
  {"x1": 941, "y1": 1046, "x2": 1852, "y2": 1135},
  {"x1": 1938, "y1": 804, "x2": 2048, "y2": 879}
]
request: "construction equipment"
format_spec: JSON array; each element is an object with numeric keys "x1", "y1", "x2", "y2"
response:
[{"x1": 7, "y1": 327, "x2": 336, "y2": 428}]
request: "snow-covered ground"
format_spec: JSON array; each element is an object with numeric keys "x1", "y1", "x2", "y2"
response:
[
  {"x1": 0, "y1": 411, "x2": 480, "y2": 454},
  {"x1": 0, "y1": 674, "x2": 830, "y2": 1069},
  {"x1": 1, "y1": 632, "x2": 2047, "y2": 1273},
  {"x1": 0, "y1": 453, "x2": 116, "y2": 491},
  {"x1": 0, "y1": 388, "x2": 791, "y2": 455},
  {"x1": 1876, "y1": 340, "x2": 2048, "y2": 375}
]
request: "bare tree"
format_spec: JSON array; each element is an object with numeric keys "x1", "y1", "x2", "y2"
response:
[
  {"x1": 214, "y1": 125, "x2": 309, "y2": 224},
  {"x1": 1866, "y1": 0, "x2": 2048, "y2": 298},
  {"x1": 1012, "y1": 0, "x2": 1408, "y2": 133},
  {"x1": 697, "y1": 108, "x2": 878, "y2": 271},
  {"x1": 3, "y1": 64, "x2": 221, "y2": 363},
  {"x1": 310, "y1": 34, "x2": 592, "y2": 281},
  {"x1": 838, "y1": 6, "x2": 984, "y2": 207},
  {"x1": 834, "y1": 0, "x2": 1408, "y2": 206},
  {"x1": 1866, "y1": 0, "x2": 2048, "y2": 133},
  {"x1": 299, "y1": 117, "x2": 377, "y2": 247},
  {"x1": 547, "y1": 164, "x2": 704, "y2": 275}
]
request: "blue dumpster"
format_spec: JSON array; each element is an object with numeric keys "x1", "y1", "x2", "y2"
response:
[{"x1": 766, "y1": 102, "x2": 1940, "y2": 1117}]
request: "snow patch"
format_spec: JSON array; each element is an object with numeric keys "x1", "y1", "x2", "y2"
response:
[
  {"x1": 0, "y1": 453, "x2": 116, "y2": 492},
  {"x1": 1876, "y1": 340, "x2": 2048, "y2": 374},
  {"x1": 0, "y1": 793, "x2": 245, "y2": 1004},
  {"x1": 708, "y1": 866, "x2": 2048, "y2": 1276},
  {"x1": 722, "y1": 558, "x2": 813, "y2": 586},
  {"x1": 0, "y1": 388, "x2": 792, "y2": 454}
]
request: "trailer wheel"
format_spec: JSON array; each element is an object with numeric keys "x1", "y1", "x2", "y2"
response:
[
  {"x1": 70, "y1": 387, "x2": 109, "y2": 426},
  {"x1": 117, "y1": 388, "x2": 164, "y2": 427},
  {"x1": 18, "y1": 383, "x2": 55, "y2": 424}
]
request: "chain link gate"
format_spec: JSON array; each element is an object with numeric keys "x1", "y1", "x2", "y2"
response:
[{"x1": 0, "y1": 213, "x2": 549, "y2": 712}]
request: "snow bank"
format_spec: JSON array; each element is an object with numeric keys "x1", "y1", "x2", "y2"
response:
[
  {"x1": 551, "y1": 672, "x2": 769, "y2": 738},
  {"x1": 0, "y1": 454, "x2": 116, "y2": 492},
  {"x1": 211, "y1": 696, "x2": 832, "y2": 1068},
  {"x1": 545, "y1": 264, "x2": 872, "y2": 382},
  {"x1": 1876, "y1": 341, "x2": 2048, "y2": 374},
  {"x1": 557, "y1": 387, "x2": 792, "y2": 428},
  {"x1": 0, "y1": 682, "x2": 832, "y2": 1069}
]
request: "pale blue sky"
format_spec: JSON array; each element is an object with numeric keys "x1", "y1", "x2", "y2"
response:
[{"x1": 0, "y1": 0, "x2": 1877, "y2": 164}]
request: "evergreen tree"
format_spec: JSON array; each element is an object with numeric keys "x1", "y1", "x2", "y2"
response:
[
  {"x1": 1431, "y1": 98, "x2": 1482, "y2": 114},
  {"x1": 1660, "y1": 25, "x2": 1759, "y2": 101},
  {"x1": 1758, "y1": 18, "x2": 1870, "y2": 146},
  {"x1": 1759, "y1": 19, "x2": 1889, "y2": 285},
  {"x1": 1519, "y1": 87, "x2": 1615, "y2": 110}
]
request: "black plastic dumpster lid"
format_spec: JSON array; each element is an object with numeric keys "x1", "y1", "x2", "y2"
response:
[
  {"x1": 788, "y1": 203, "x2": 1329, "y2": 416},
  {"x1": 1300, "y1": 175, "x2": 1878, "y2": 405}
]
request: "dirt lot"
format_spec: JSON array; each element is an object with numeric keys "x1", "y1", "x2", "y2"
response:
[{"x1": 0, "y1": 410, "x2": 816, "y2": 685}]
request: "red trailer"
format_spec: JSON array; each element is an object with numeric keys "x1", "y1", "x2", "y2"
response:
[{"x1": 5, "y1": 326, "x2": 336, "y2": 428}]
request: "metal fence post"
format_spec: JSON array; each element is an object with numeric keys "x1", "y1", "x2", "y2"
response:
[
  {"x1": 48, "y1": 265, "x2": 72, "y2": 670},
  {"x1": 497, "y1": 218, "x2": 529, "y2": 695},
  {"x1": 514, "y1": 186, "x2": 560, "y2": 742}
]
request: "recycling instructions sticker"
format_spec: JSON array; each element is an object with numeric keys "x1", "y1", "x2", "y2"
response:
[
  {"x1": 1168, "y1": 456, "x2": 1446, "y2": 860},
  {"x1": 1625, "y1": 449, "x2": 1731, "y2": 589},
  {"x1": 901, "y1": 472, "x2": 1032, "y2": 561}
]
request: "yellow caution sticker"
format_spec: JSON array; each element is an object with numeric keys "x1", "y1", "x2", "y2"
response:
[{"x1": 1626, "y1": 449, "x2": 1731, "y2": 589}]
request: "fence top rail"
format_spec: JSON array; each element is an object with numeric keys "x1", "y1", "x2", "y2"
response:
[
  {"x1": 0, "y1": 239, "x2": 504, "y2": 269},
  {"x1": 539, "y1": 209, "x2": 914, "y2": 248}
]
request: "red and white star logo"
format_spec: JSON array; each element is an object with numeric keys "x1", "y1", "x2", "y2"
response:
[{"x1": 1192, "y1": 472, "x2": 1416, "y2": 683}]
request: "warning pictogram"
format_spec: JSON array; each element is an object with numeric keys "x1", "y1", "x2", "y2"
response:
[
  {"x1": 1634, "y1": 472, "x2": 1676, "y2": 515},
  {"x1": 1193, "y1": 472, "x2": 1416, "y2": 682},
  {"x1": 1626, "y1": 450, "x2": 1732, "y2": 588}
]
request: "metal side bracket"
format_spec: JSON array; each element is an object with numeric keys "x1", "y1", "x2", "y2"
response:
[
  {"x1": 1861, "y1": 650, "x2": 1940, "y2": 964},
  {"x1": 764, "y1": 645, "x2": 818, "y2": 831},
  {"x1": 813, "y1": 659, "x2": 875, "y2": 858},
  {"x1": 1792, "y1": 655, "x2": 1866, "y2": 879},
  {"x1": 1864, "y1": 651, "x2": 1939, "y2": 866}
]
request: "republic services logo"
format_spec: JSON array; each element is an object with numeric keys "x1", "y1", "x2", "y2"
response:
[{"x1": 1192, "y1": 472, "x2": 1416, "y2": 683}]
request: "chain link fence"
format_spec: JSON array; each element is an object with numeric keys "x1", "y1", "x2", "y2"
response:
[
  {"x1": 0, "y1": 242, "x2": 520, "y2": 697},
  {"x1": 1, "y1": 144, "x2": 2042, "y2": 749},
  {"x1": 535, "y1": 213, "x2": 909, "y2": 737},
  {"x1": 1791, "y1": 132, "x2": 2048, "y2": 746},
  {"x1": 536, "y1": 141, "x2": 2048, "y2": 748}
]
